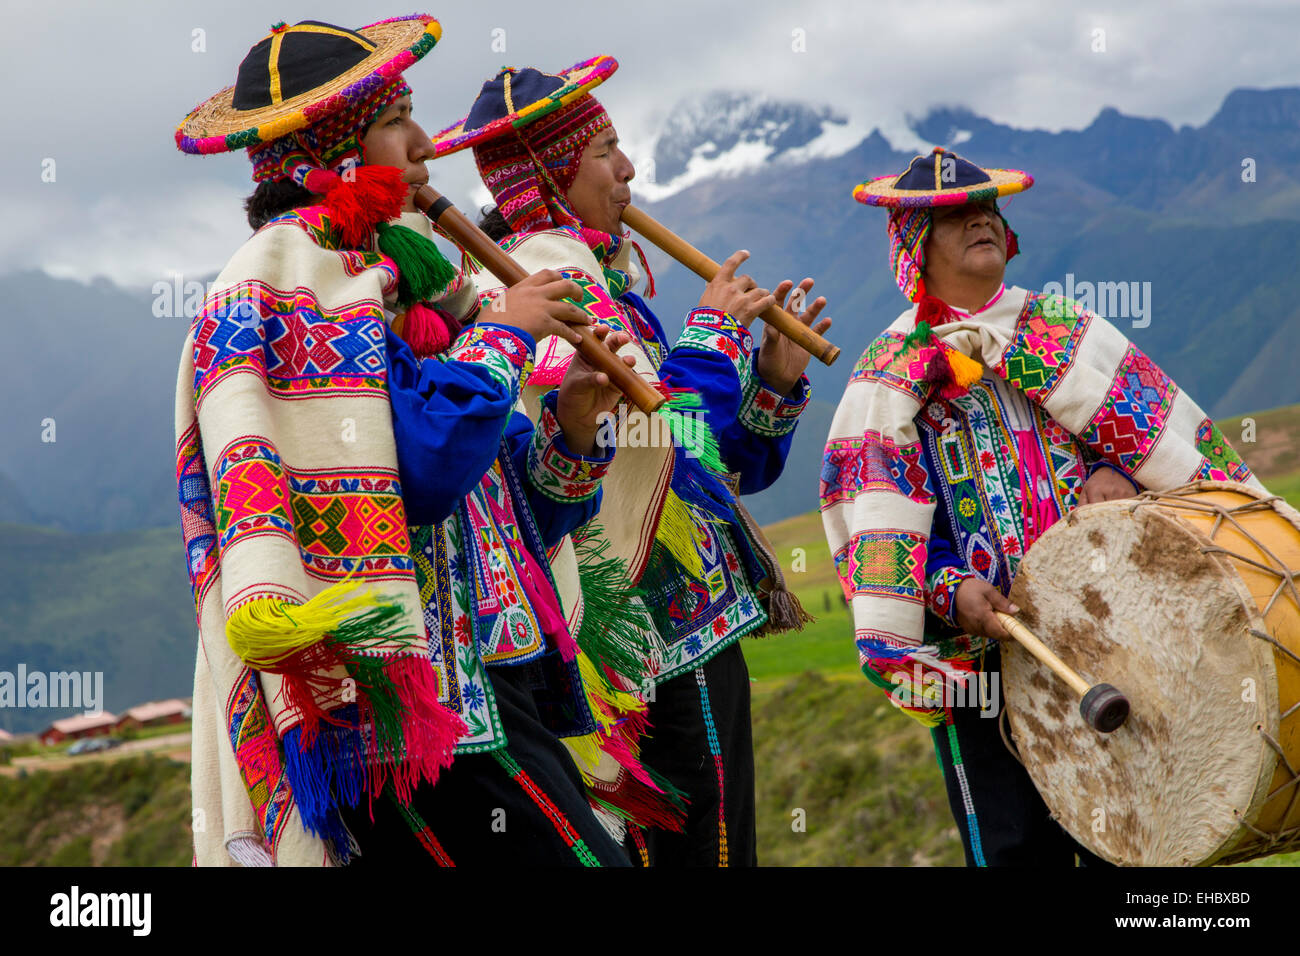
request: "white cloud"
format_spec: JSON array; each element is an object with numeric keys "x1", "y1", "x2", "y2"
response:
[{"x1": 4, "y1": 0, "x2": 1300, "y2": 284}]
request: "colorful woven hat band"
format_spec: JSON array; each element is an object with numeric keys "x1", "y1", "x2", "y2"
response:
[
  {"x1": 473, "y1": 94, "x2": 613, "y2": 233},
  {"x1": 887, "y1": 204, "x2": 1021, "y2": 302},
  {"x1": 248, "y1": 76, "x2": 411, "y2": 191}
]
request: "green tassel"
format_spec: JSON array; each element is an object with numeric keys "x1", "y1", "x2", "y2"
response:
[
  {"x1": 901, "y1": 320, "x2": 933, "y2": 352},
  {"x1": 572, "y1": 533, "x2": 655, "y2": 684},
  {"x1": 375, "y1": 222, "x2": 457, "y2": 307},
  {"x1": 344, "y1": 653, "x2": 404, "y2": 749},
  {"x1": 659, "y1": 390, "x2": 723, "y2": 473}
]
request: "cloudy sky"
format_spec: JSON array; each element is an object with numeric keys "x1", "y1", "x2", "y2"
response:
[{"x1": 5, "y1": 0, "x2": 1300, "y2": 288}]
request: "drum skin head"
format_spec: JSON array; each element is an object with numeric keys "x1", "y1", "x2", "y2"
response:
[{"x1": 1005, "y1": 497, "x2": 1277, "y2": 866}]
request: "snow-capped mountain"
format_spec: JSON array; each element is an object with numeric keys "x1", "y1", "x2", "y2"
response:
[{"x1": 639, "y1": 91, "x2": 867, "y2": 200}]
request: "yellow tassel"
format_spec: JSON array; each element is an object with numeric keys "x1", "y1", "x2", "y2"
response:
[
  {"x1": 562, "y1": 734, "x2": 604, "y2": 784},
  {"x1": 947, "y1": 350, "x2": 984, "y2": 389},
  {"x1": 655, "y1": 490, "x2": 705, "y2": 580},
  {"x1": 225, "y1": 575, "x2": 388, "y2": 669},
  {"x1": 576, "y1": 652, "x2": 645, "y2": 732}
]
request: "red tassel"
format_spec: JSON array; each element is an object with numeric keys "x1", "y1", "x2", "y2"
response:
[
  {"x1": 400, "y1": 302, "x2": 460, "y2": 359},
  {"x1": 325, "y1": 165, "x2": 408, "y2": 248},
  {"x1": 361, "y1": 656, "x2": 465, "y2": 804},
  {"x1": 271, "y1": 642, "x2": 359, "y2": 749},
  {"x1": 630, "y1": 240, "x2": 656, "y2": 298},
  {"x1": 916, "y1": 294, "x2": 951, "y2": 329}
]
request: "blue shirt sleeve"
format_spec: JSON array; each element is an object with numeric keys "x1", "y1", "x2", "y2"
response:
[
  {"x1": 502, "y1": 391, "x2": 613, "y2": 550},
  {"x1": 385, "y1": 323, "x2": 522, "y2": 526},
  {"x1": 623, "y1": 293, "x2": 802, "y2": 492},
  {"x1": 717, "y1": 366, "x2": 809, "y2": 495}
]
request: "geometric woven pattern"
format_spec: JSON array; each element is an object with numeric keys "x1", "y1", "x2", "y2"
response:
[
  {"x1": 1080, "y1": 343, "x2": 1176, "y2": 473},
  {"x1": 227, "y1": 667, "x2": 295, "y2": 854},
  {"x1": 999, "y1": 293, "x2": 1091, "y2": 403},
  {"x1": 840, "y1": 529, "x2": 926, "y2": 604},
  {"x1": 820, "y1": 433, "x2": 933, "y2": 509},
  {"x1": 289, "y1": 480, "x2": 410, "y2": 557},
  {"x1": 214, "y1": 440, "x2": 294, "y2": 550},
  {"x1": 850, "y1": 331, "x2": 930, "y2": 402}
]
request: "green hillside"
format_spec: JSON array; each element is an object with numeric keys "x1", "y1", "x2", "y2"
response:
[
  {"x1": 0, "y1": 755, "x2": 190, "y2": 867},
  {"x1": 0, "y1": 524, "x2": 195, "y2": 736}
]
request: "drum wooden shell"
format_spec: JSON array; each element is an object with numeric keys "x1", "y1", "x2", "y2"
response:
[{"x1": 1004, "y1": 480, "x2": 1300, "y2": 866}]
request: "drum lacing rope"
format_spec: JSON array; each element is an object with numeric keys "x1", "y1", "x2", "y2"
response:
[{"x1": 1129, "y1": 485, "x2": 1300, "y2": 843}]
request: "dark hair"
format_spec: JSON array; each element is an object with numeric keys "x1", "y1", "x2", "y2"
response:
[
  {"x1": 478, "y1": 205, "x2": 514, "y2": 242},
  {"x1": 243, "y1": 179, "x2": 317, "y2": 231}
]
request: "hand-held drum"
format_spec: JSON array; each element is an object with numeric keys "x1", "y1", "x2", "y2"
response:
[{"x1": 1003, "y1": 480, "x2": 1300, "y2": 866}]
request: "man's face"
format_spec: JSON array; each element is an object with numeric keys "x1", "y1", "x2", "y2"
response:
[
  {"x1": 360, "y1": 95, "x2": 435, "y2": 211},
  {"x1": 922, "y1": 200, "x2": 1008, "y2": 288},
  {"x1": 565, "y1": 127, "x2": 635, "y2": 235}
]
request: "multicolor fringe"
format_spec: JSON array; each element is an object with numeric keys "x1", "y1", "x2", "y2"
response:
[
  {"x1": 571, "y1": 532, "x2": 654, "y2": 681},
  {"x1": 564, "y1": 650, "x2": 689, "y2": 834},
  {"x1": 280, "y1": 655, "x2": 464, "y2": 853},
  {"x1": 224, "y1": 576, "x2": 408, "y2": 745},
  {"x1": 858, "y1": 637, "x2": 982, "y2": 729}
]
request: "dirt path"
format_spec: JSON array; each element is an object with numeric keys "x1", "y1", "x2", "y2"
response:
[{"x1": 0, "y1": 732, "x2": 191, "y2": 776}]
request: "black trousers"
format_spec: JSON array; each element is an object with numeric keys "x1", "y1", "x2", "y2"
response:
[
  {"x1": 930, "y1": 647, "x2": 1114, "y2": 867},
  {"x1": 339, "y1": 663, "x2": 630, "y2": 867},
  {"x1": 636, "y1": 640, "x2": 758, "y2": 866}
]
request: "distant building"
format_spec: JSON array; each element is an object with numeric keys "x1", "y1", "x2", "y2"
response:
[
  {"x1": 39, "y1": 713, "x2": 119, "y2": 747},
  {"x1": 115, "y1": 699, "x2": 190, "y2": 731},
  {"x1": 0, "y1": 729, "x2": 12, "y2": 742}
]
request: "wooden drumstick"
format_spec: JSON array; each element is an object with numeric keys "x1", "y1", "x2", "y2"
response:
[
  {"x1": 620, "y1": 205, "x2": 841, "y2": 367},
  {"x1": 994, "y1": 612, "x2": 1130, "y2": 733}
]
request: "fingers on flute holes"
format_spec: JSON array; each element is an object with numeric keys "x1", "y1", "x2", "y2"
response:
[{"x1": 719, "y1": 249, "x2": 748, "y2": 279}]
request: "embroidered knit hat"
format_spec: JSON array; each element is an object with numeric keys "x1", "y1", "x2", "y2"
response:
[
  {"x1": 861, "y1": 149, "x2": 1030, "y2": 301},
  {"x1": 428, "y1": 56, "x2": 618, "y2": 233},
  {"x1": 176, "y1": 16, "x2": 444, "y2": 249}
]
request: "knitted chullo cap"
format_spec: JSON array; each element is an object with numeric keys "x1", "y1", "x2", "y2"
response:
[{"x1": 428, "y1": 57, "x2": 619, "y2": 233}]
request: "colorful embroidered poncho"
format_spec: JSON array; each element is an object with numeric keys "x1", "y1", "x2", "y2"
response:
[
  {"x1": 179, "y1": 206, "x2": 611, "y2": 865},
  {"x1": 820, "y1": 286, "x2": 1261, "y2": 725},
  {"x1": 461, "y1": 226, "x2": 811, "y2": 829},
  {"x1": 467, "y1": 227, "x2": 812, "y2": 677}
]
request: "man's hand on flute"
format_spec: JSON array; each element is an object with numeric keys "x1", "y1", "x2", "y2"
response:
[
  {"x1": 756, "y1": 278, "x2": 831, "y2": 396},
  {"x1": 487, "y1": 268, "x2": 590, "y2": 346},
  {"x1": 696, "y1": 249, "x2": 776, "y2": 326},
  {"x1": 556, "y1": 325, "x2": 637, "y2": 456}
]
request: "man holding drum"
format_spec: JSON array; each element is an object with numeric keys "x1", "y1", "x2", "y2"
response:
[{"x1": 821, "y1": 148, "x2": 1257, "y2": 865}]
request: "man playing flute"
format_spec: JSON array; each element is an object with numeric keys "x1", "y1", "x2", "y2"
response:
[{"x1": 430, "y1": 56, "x2": 831, "y2": 865}]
